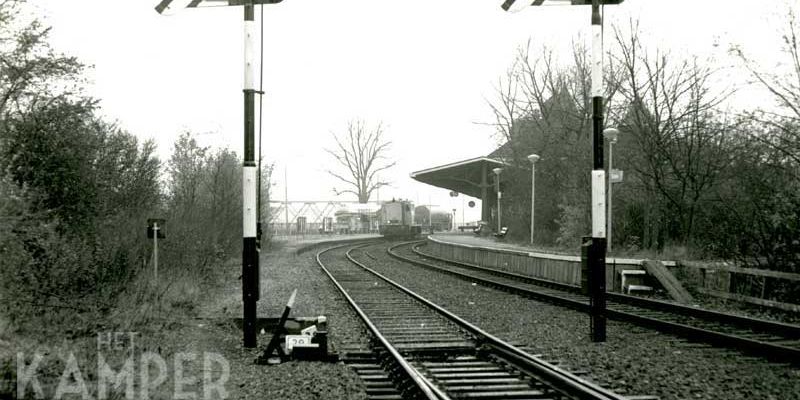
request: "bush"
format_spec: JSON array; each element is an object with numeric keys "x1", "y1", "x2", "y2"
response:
[
  {"x1": 555, "y1": 203, "x2": 589, "y2": 248},
  {"x1": 160, "y1": 134, "x2": 243, "y2": 278},
  {"x1": 0, "y1": 98, "x2": 160, "y2": 334}
]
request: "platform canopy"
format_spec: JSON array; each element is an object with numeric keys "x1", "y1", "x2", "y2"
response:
[{"x1": 410, "y1": 157, "x2": 508, "y2": 199}]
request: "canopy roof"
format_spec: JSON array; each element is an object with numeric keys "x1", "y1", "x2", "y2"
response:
[{"x1": 409, "y1": 156, "x2": 508, "y2": 198}]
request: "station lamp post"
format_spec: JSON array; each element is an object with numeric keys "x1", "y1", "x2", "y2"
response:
[
  {"x1": 155, "y1": 0, "x2": 285, "y2": 348},
  {"x1": 501, "y1": 0, "x2": 623, "y2": 343},
  {"x1": 527, "y1": 154, "x2": 540, "y2": 245},
  {"x1": 492, "y1": 167, "x2": 503, "y2": 233},
  {"x1": 603, "y1": 127, "x2": 619, "y2": 252}
]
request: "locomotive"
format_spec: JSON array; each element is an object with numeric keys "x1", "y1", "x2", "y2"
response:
[{"x1": 378, "y1": 199, "x2": 422, "y2": 238}]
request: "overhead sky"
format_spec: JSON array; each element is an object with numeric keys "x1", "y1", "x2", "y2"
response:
[{"x1": 35, "y1": 0, "x2": 787, "y2": 223}]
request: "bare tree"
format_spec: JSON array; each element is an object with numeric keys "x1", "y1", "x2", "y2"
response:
[
  {"x1": 258, "y1": 160, "x2": 274, "y2": 235},
  {"x1": 725, "y1": 3, "x2": 800, "y2": 271},
  {"x1": 732, "y1": 4, "x2": 800, "y2": 171},
  {"x1": 611, "y1": 22, "x2": 732, "y2": 246},
  {"x1": 0, "y1": 0, "x2": 82, "y2": 115},
  {"x1": 482, "y1": 40, "x2": 624, "y2": 245},
  {"x1": 485, "y1": 55, "x2": 523, "y2": 145},
  {"x1": 326, "y1": 119, "x2": 395, "y2": 203}
]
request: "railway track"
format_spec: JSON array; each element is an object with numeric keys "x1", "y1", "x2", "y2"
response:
[
  {"x1": 317, "y1": 241, "x2": 632, "y2": 400},
  {"x1": 387, "y1": 241, "x2": 800, "y2": 366}
]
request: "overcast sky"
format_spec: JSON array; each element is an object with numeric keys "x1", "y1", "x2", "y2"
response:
[{"x1": 35, "y1": 0, "x2": 787, "y2": 223}]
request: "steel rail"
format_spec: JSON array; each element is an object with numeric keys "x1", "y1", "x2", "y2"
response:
[
  {"x1": 390, "y1": 241, "x2": 800, "y2": 365},
  {"x1": 315, "y1": 242, "x2": 450, "y2": 400},
  {"x1": 347, "y1": 243, "x2": 628, "y2": 400},
  {"x1": 411, "y1": 242, "x2": 800, "y2": 338}
]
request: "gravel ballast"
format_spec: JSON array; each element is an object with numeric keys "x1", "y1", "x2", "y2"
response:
[
  {"x1": 187, "y1": 238, "x2": 375, "y2": 399},
  {"x1": 202, "y1": 239, "x2": 373, "y2": 350},
  {"x1": 352, "y1": 242, "x2": 800, "y2": 400}
]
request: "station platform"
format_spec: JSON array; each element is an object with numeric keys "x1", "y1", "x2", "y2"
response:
[
  {"x1": 423, "y1": 233, "x2": 652, "y2": 293},
  {"x1": 270, "y1": 233, "x2": 382, "y2": 254},
  {"x1": 428, "y1": 232, "x2": 573, "y2": 255},
  {"x1": 271, "y1": 233, "x2": 380, "y2": 244}
]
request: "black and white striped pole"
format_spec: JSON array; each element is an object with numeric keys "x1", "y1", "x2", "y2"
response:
[
  {"x1": 588, "y1": 0, "x2": 607, "y2": 343},
  {"x1": 501, "y1": 0, "x2": 622, "y2": 342},
  {"x1": 155, "y1": 0, "x2": 284, "y2": 348},
  {"x1": 241, "y1": 2, "x2": 260, "y2": 349}
]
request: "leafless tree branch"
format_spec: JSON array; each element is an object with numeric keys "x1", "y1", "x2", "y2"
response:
[{"x1": 326, "y1": 119, "x2": 395, "y2": 203}]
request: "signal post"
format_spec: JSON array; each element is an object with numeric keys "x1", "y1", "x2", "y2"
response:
[
  {"x1": 155, "y1": 0, "x2": 284, "y2": 348},
  {"x1": 241, "y1": 2, "x2": 259, "y2": 348},
  {"x1": 502, "y1": 0, "x2": 624, "y2": 342}
]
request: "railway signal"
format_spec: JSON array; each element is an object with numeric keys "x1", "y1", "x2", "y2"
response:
[
  {"x1": 155, "y1": 0, "x2": 286, "y2": 348},
  {"x1": 501, "y1": 0, "x2": 622, "y2": 11},
  {"x1": 155, "y1": 0, "x2": 284, "y2": 15},
  {"x1": 147, "y1": 219, "x2": 166, "y2": 281},
  {"x1": 502, "y1": 0, "x2": 625, "y2": 342}
]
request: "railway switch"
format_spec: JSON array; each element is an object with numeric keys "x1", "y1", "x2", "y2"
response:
[{"x1": 256, "y1": 290, "x2": 335, "y2": 364}]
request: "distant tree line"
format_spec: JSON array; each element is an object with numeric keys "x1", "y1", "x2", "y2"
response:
[
  {"x1": 488, "y1": 15, "x2": 800, "y2": 274},
  {"x1": 0, "y1": 1, "x2": 270, "y2": 333}
]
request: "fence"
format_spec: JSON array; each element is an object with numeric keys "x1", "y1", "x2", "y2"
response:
[{"x1": 677, "y1": 261, "x2": 800, "y2": 312}]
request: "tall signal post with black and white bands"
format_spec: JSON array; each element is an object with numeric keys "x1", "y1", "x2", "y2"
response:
[
  {"x1": 155, "y1": 0, "x2": 284, "y2": 348},
  {"x1": 501, "y1": 0, "x2": 622, "y2": 342},
  {"x1": 588, "y1": 0, "x2": 608, "y2": 343},
  {"x1": 241, "y1": 2, "x2": 259, "y2": 349}
]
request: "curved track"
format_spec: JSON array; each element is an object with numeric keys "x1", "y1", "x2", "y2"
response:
[
  {"x1": 388, "y1": 241, "x2": 800, "y2": 365},
  {"x1": 317, "y1": 241, "x2": 630, "y2": 400}
]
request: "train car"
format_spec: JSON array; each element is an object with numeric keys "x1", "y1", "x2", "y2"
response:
[
  {"x1": 414, "y1": 206, "x2": 453, "y2": 232},
  {"x1": 379, "y1": 199, "x2": 422, "y2": 238},
  {"x1": 334, "y1": 204, "x2": 380, "y2": 234}
]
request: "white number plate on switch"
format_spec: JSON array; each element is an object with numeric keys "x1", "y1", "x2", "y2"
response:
[{"x1": 285, "y1": 335, "x2": 319, "y2": 351}]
